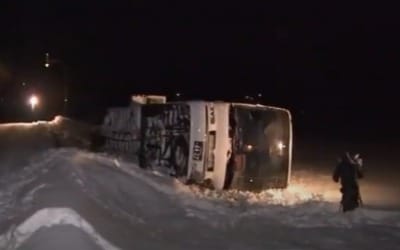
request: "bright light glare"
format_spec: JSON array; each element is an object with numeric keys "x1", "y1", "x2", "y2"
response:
[
  {"x1": 44, "y1": 63, "x2": 50, "y2": 68},
  {"x1": 29, "y1": 95, "x2": 39, "y2": 110},
  {"x1": 277, "y1": 141, "x2": 285, "y2": 151}
]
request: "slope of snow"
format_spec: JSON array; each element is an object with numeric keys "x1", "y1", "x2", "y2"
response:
[
  {"x1": 293, "y1": 138, "x2": 400, "y2": 209},
  {"x1": 92, "y1": 151, "x2": 400, "y2": 227},
  {"x1": 0, "y1": 122, "x2": 54, "y2": 176},
  {"x1": 1, "y1": 148, "x2": 400, "y2": 249},
  {"x1": 0, "y1": 120, "x2": 400, "y2": 249}
]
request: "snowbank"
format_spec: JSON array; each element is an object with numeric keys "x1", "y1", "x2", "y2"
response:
[
  {"x1": 74, "y1": 151, "x2": 400, "y2": 229},
  {"x1": 0, "y1": 122, "x2": 54, "y2": 176},
  {"x1": 1, "y1": 148, "x2": 400, "y2": 249},
  {"x1": 1, "y1": 118, "x2": 400, "y2": 249},
  {"x1": 0, "y1": 117, "x2": 97, "y2": 177}
]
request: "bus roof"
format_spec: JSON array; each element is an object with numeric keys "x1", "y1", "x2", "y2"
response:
[{"x1": 230, "y1": 102, "x2": 291, "y2": 114}]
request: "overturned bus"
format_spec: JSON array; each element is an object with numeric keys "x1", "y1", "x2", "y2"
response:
[
  {"x1": 102, "y1": 96, "x2": 293, "y2": 191},
  {"x1": 138, "y1": 100, "x2": 292, "y2": 191}
]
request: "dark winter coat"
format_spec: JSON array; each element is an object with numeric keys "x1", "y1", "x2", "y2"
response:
[
  {"x1": 333, "y1": 155, "x2": 363, "y2": 188},
  {"x1": 333, "y1": 153, "x2": 363, "y2": 212}
]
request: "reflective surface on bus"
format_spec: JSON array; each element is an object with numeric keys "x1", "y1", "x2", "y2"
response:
[{"x1": 227, "y1": 105, "x2": 291, "y2": 191}]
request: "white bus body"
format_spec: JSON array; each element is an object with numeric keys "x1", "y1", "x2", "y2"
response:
[{"x1": 139, "y1": 100, "x2": 292, "y2": 191}]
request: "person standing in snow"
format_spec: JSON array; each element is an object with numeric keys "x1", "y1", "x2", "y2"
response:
[{"x1": 333, "y1": 152, "x2": 364, "y2": 212}]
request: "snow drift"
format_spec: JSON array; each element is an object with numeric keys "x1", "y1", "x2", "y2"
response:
[{"x1": 0, "y1": 118, "x2": 400, "y2": 249}]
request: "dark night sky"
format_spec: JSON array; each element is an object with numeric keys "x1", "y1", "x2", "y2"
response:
[{"x1": 0, "y1": 1, "x2": 398, "y2": 138}]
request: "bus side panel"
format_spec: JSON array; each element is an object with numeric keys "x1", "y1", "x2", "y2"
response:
[
  {"x1": 212, "y1": 103, "x2": 230, "y2": 190},
  {"x1": 140, "y1": 104, "x2": 191, "y2": 177},
  {"x1": 187, "y1": 102, "x2": 207, "y2": 182}
]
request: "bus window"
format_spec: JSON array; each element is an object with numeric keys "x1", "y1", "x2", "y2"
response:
[
  {"x1": 206, "y1": 131, "x2": 216, "y2": 171},
  {"x1": 209, "y1": 106, "x2": 215, "y2": 124}
]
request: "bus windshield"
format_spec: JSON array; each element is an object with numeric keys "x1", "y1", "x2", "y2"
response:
[{"x1": 229, "y1": 104, "x2": 291, "y2": 191}]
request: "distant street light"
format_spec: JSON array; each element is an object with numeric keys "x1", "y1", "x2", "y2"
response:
[
  {"x1": 45, "y1": 53, "x2": 50, "y2": 68},
  {"x1": 28, "y1": 94, "x2": 39, "y2": 110}
]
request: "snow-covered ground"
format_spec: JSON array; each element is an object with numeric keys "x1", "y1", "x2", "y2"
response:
[
  {"x1": 0, "y1": 120, "x2": 399, "y2": 249},
  {"x1": 293, "y1": 138, "x2": 400, "y2": 210}
]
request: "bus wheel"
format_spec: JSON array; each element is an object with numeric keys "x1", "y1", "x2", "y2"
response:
[{"x1": 172, "y1": 137, "x2": 188, "y2": 177}]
